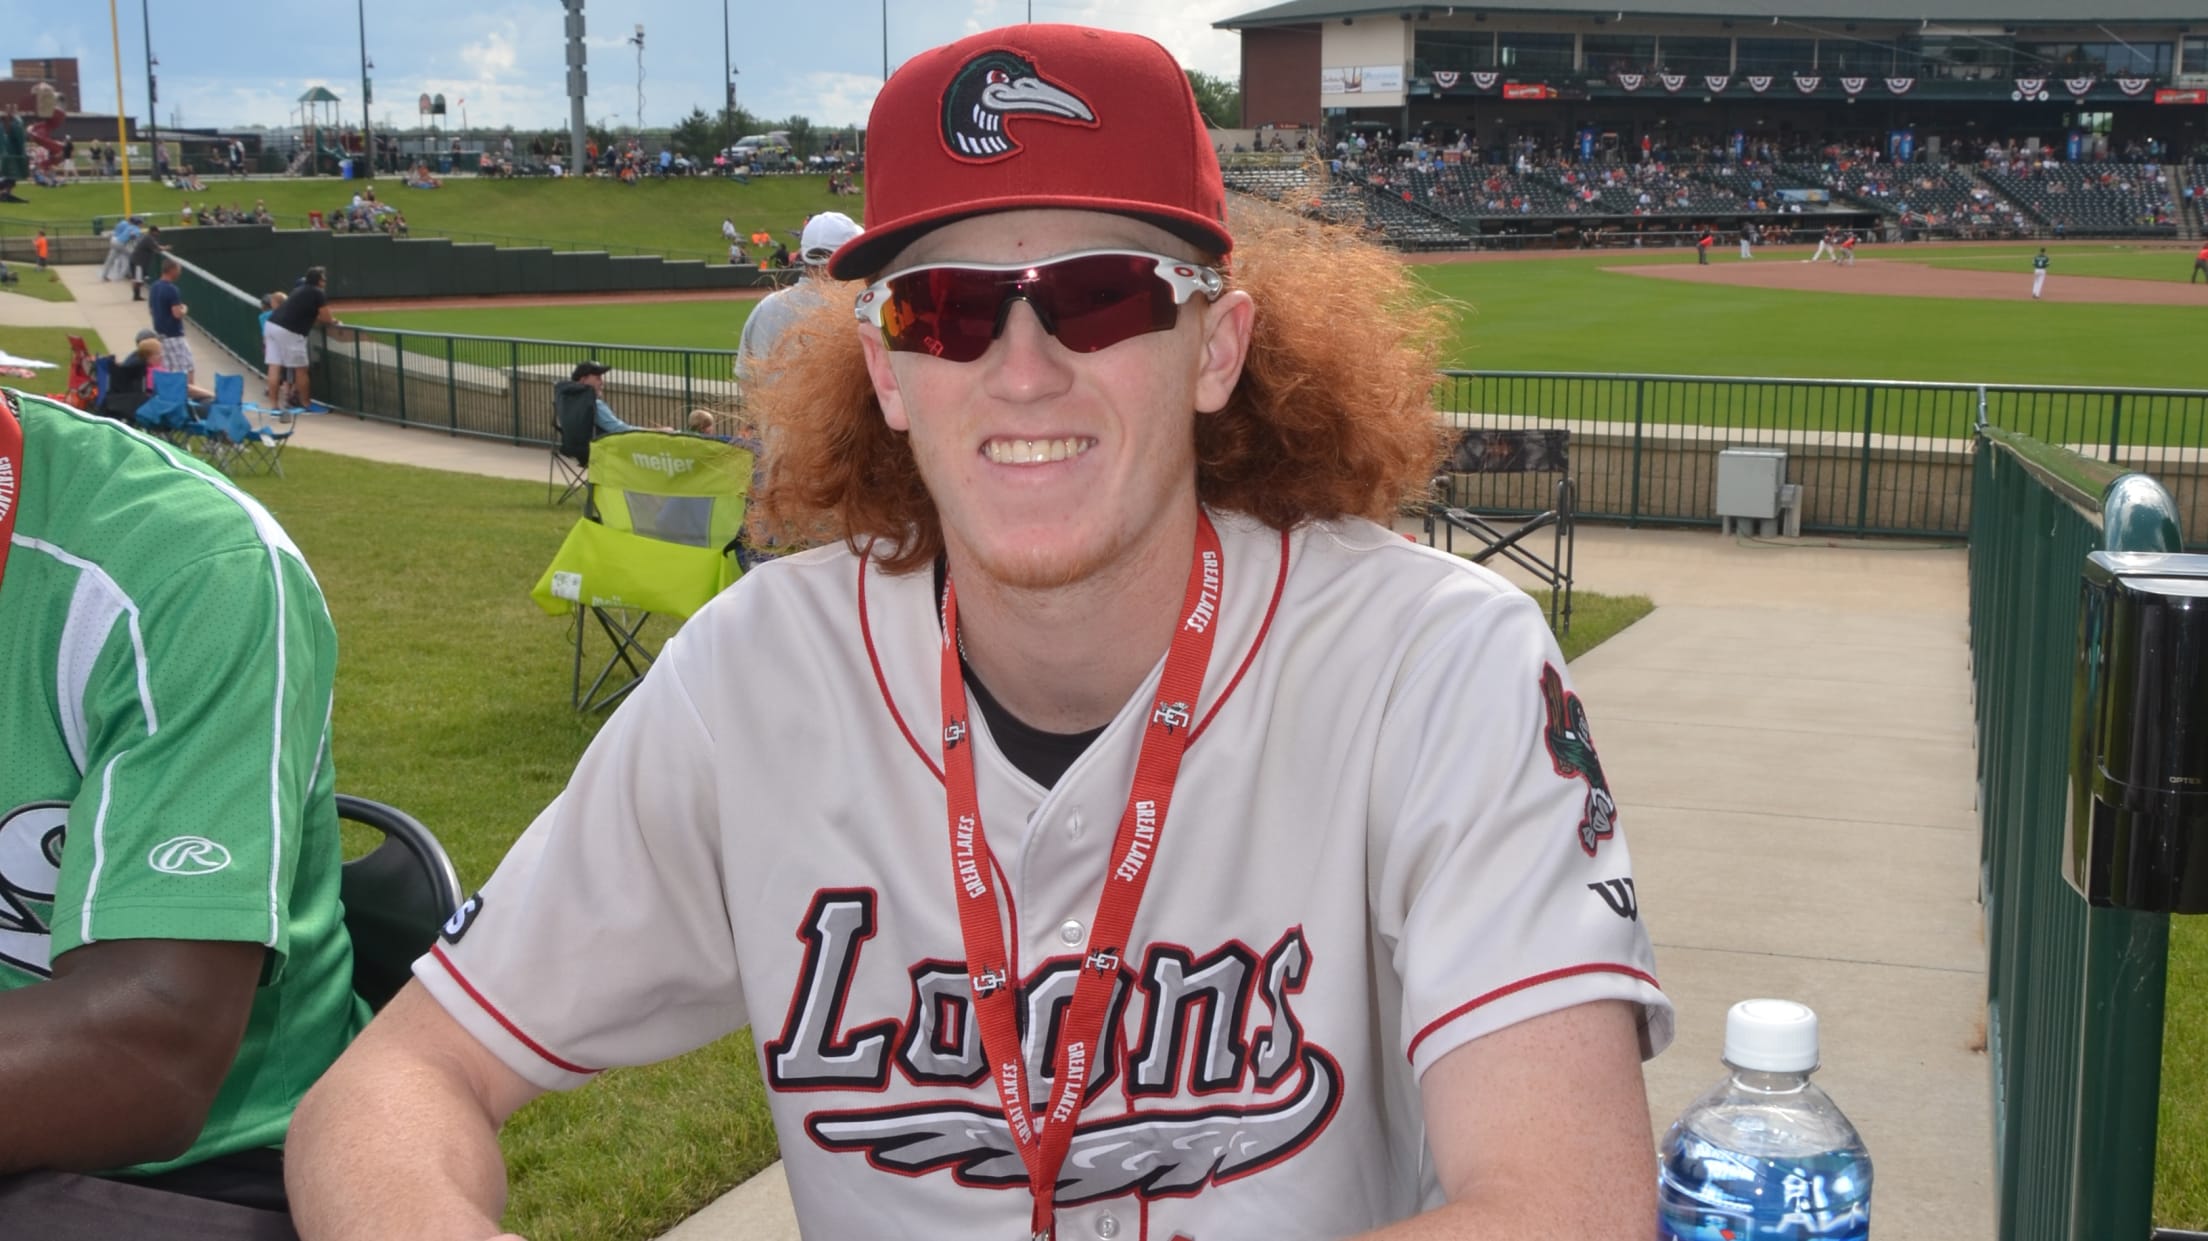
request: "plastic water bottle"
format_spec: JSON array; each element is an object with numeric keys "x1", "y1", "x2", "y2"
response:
[{"x1": 1657, "y1": 999, "x2": 1873, "y2": 1240}]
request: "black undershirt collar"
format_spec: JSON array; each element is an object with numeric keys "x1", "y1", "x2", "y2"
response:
[{"x1": 935, "y1": 557, "x2": 1105, "y2": 788}]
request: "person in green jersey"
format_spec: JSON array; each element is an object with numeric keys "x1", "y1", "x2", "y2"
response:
[{"x1": 0, "y1": 389, "x2": 363, "y2": 1239}]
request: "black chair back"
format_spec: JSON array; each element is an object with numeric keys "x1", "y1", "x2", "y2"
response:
[
  {"x1": 335, "y1": 794, "x2": 464, "y2": 1011},
  {"x1": 553, "y1": 381, "x2": 598, "y2": 467}
]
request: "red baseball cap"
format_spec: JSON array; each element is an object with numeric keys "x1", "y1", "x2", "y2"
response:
[{"x1": 827, "y1": 24, "x2": 1232, "y2": 280}]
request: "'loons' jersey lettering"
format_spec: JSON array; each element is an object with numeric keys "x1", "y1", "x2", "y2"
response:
[{"x1": 772, "y1": 891, "x2": 1336, "y2": 1202}]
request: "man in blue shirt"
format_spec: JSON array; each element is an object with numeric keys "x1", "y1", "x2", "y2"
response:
[
  {"x1": 572, "y1": 362, "x2": 649, "y2": 436},
  {"x1": 147, "y1": 258, "x2": 195, "y2": 385}
]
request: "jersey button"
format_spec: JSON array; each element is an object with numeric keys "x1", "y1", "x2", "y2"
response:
[
  {"x1": 1059, "y1": 919, "x2": 1084, "y2": 946},
  {"x1": 1095, "y1": 1212, "x2": 1120, "y2": 1238},
  {"x1": 1066, "y1": 813, "x2": 1085, "y2": 840}
]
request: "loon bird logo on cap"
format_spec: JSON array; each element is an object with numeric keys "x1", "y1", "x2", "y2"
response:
[{"x1": 939, "y1": 49, "x2": 1097, "y2": 162}]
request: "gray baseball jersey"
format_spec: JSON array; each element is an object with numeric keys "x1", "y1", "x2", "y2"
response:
[
  {"x1": 737, "y1": 277, "x2": 832, "y2": 377},
  {"x1": 418, "y1": 510, "x2": 1671, "y2": 1239}
]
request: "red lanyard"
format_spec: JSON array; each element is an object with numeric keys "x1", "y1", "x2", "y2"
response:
[
  {"x1": 0, "y1": 393, "x2": 21, "y2": 598},
  {"x1": 939, "y1": 511, "x2": 1224, "y2": 1240}
]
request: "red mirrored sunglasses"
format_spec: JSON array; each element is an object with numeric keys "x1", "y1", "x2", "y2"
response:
[{"x1": 853, "y1": 249, "x2": 1225, "y2": 364}]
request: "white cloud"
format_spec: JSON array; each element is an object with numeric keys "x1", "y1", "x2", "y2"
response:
[{"x1": 753, "y1": 72, "x2": 884, "y2": 130}]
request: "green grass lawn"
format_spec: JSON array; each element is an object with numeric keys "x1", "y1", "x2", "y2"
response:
[
  {"x1": 0, "y1": 325, "x2": 102, "y2": 371},
  {"x1": 233, "y1": 450, "x2": 773, "y2": 1241},
  {"x1": 2, "y1": 175, "x2": 864, "y2": 267},
  {"x1": 2163, "y1": 918, "x2": 2208, "y2": 1229},
  {"x1": 1913, "y1": 245, "x2": 2203, "y2": 284},
  {"x1": 228, "y1": 448, "x2": 1647, "y2": 1240},
  {"x1": 0, "y1": 271, "x2": 76, "y2": 302}
]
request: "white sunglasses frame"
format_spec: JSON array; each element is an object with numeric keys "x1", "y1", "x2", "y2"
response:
[{"x1": 851, "y1": 248, "x2": 1226, "y2": 333}]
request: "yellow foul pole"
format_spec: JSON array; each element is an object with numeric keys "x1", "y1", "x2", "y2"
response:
[{"x1": 109, "y1": 0, "x2": 133, "y2": 216}]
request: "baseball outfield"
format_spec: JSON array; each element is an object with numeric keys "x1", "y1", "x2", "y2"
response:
[{"x1": 335, "y1": 239, "x2": 2208, "y2": 391}]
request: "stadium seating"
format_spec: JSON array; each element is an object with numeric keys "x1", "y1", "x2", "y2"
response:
[
  {"x1": 1887, "y1": 168, "x2": 2035, "y2": 239},
  {"x1": 1565, "y1": 160, "x2": 1752, "y2": 216},
  {"x1": 1220, "y1": 162, "x2": 1474, "y2": 250},
  {"x1": 1692, "y1": 162, "x2": 1830, "y2": 210},
  {"x1": 2187, "y1": 166, "x2": 2207, "y2": 234},
  {"x1": 1978, "y1": 162, "x2": 2177, "y2": 236}
]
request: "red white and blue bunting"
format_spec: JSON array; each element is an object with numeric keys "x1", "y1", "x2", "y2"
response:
[
  {"x1": 1471, "y1": 72, "x2": 1499, "y2": 91},
  {"x1": 2063, "y1": 77, "x2": 2096, "y2": 97},
  {"x1": 1840, "y1": 76, "x2": 1867, "y2": 96},
  {"x1": 1659, "y1": 73, "x2": 1687, "y2": 92},
  {"x1": 1885, "y1": 77, "x2": 1915, "y2": 95},
  {"x1": 2116, "y1": 76, "x2": 2151, "y2": 95},
  {"x1": 1433, "y1": 70, "x2": 1460, "y2": 90},
  {"x1": 1616, "y1": 72, "x2": 1644, "y2": 92},
  {"x1": 2014, "y1": 78, "x2": 2050, "y2": 101},
  {"x1": 1746, "y1": 75, "x2": 1773, "y2": 93},
  {"x1": 1793, "y1": 74, "x2": 1821, "y2": 93},
  {"x1": 1705, "y1": 75, "x2": 1730, "y2": 93}
]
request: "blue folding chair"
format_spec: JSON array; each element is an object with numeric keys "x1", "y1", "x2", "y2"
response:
[
  {"x1": 236, "y1": 396, "x2": 299, "y2": 478},
  {"x1": 93, "y1": 356, "x2": 112, "y2": 411},
  {"x1": 134, "y1": 370, "x2": 200, "y2": 444},
  {"x1": 199, "y1": 375, "x2": 270, "y2": 475}
]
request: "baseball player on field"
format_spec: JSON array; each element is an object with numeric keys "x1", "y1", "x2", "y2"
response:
[
  {"x1": 1838, "y1": 230, "x2": 1858, "y2": 266},
  {"x1": 1806, "y1": 225, "x2": 1836, "y2": 263},
  {"x1": 288, "y1": 24, "x2": 1672, "y2": 1241},
  {"x1": 2032, "y1": 248, "x2": 2050, "y2": 299}
]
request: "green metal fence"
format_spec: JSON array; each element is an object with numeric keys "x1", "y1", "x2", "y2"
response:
[
  {"x1": 1969, "y1": 422, "x2": 2184, "y2": 1241},
  {"x1": 173, "y1": 254, "x2": 743, "y2": 441},
  {"x1": 1438, "y1": 371, "x2": 2208, "y2": 545}
]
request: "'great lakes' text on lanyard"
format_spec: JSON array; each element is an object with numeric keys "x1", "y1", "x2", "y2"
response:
[{"x1": 938, "y1": 511, "x2": 1223, "y2": 1241}]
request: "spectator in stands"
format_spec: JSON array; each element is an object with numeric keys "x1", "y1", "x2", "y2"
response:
[
  {"x1": 264, "y1": 266, "x2": 338, "y2": 410},
  {"x1": 0, "y1": 376, "x2": 356, "y2": 1241},
  {"x1": 738, "y1": 212, "x2": 862, "y2": 380}
]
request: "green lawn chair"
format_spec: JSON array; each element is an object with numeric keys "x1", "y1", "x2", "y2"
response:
[{"x1": 530, "y1": 430, "x2": 757, "y2": 711}]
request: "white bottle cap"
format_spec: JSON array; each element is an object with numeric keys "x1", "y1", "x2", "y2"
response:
[{"x1": 1723, "y1": 998, "x2": 1820, "y2": 1073}]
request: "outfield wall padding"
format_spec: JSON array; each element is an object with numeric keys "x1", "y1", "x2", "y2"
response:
[{"x1": 163, "y1": 225, "x2": 787, "y2": 300}]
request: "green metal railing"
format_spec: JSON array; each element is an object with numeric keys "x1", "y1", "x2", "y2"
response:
[
  {"x1": 1438, "y1": 371, "x2": 2208, "y2": 546},
  {"x1": 1970, "y1": 422, "x2": 2184, "y2": 1241},
  {"x1": 173, "y1": 255, "x2": 743, "y2": 439}
]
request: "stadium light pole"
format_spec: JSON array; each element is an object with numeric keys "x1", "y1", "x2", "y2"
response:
[
  {"x1": 882, "y1": 0, "x2": 888, "y2": 80},
  {"x1": 721, "y1": 0, "x2": 731, "y2": 153},
  {"x1": 629, "y1": 23, "x2": 646, "y2": 134},
  {"x1": 108, "y1": 0, "x2": 132, "y2": 214},
  {"x1": 357, "y1": 0, "x2": 373, "y2": 174},
  {"x1": 138, "y1": 0, "x2": 158, "y2": 181}
]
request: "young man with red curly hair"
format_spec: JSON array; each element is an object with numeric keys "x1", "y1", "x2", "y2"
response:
[{"x1": 288, "y1": 24, "x2": 1669, "y2": 1241}]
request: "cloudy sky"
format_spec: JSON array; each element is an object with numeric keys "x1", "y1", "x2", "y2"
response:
[{"x1": 23, "y1": 0, "x2": 1261, "y2": 135}]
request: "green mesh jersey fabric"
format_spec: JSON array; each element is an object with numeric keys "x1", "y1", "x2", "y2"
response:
[{"x1": 0, "y1": 391, "x2": 365, "y2": 1176}]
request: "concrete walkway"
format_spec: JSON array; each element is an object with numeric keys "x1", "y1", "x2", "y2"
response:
[{"x1": 19, "y1": 269, "x2": 1993, "y2": 1239}]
